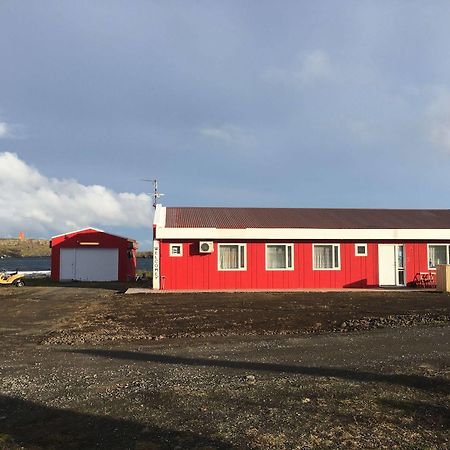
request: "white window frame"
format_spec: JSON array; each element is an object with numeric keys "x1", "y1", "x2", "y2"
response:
[
  {"x1": 313, "y1": 243, "x2": 341, "y2": 271},
  {"x1": 355, "y1": 243, "x2": 368, "y2": 257},
  {"x1": 217, "y1": 243, "x2": 247, "y2": 271},
  {"x1": 169, "y1": 243, "x2": 183, "y2": 257},
  {"x1": 265, "y1": 243, "x2": 294, "y2": 271},
  {"x1": 427, "y1": 243, "x2": 450, "y2": 270}
]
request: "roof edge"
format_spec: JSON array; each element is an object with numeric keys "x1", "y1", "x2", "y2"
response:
[
  {"x1": 51, "y1": 227, "x2": 136, "y2": 243},
  {"x1": 51, "y1": 227, "x2": 104, "y2": 239},
  {"x1": 153, "y1": 204, "x2": 166, "y2": 228}
]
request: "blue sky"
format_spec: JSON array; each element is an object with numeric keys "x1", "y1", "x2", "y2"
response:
[{"x1": 1, "y1": 1, "x2": 450, "y2": 248}]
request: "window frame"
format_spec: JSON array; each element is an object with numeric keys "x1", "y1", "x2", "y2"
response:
[
  {"x1": 265, "y1": 243, "x2": 294, "y2": 271},
  {"x1": 217, "y1": 243, "x2": 247, "y2": 271},
  {"x1": 427, "y1": 243, "x2": 450, "y2": 269},
  {"x1": 169, "y1": 243, "x2": 183, "y2": 257},
  {"x1": 312, "y1": 243, "x2": 341, "y2": 271},
  {"x1": 355, "y1": 243, "x2": 368, "y2": 257}
]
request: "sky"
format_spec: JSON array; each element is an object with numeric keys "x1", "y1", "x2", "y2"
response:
[{"x1": 1, "y1": 1, "x2": 450, "y2": 249}]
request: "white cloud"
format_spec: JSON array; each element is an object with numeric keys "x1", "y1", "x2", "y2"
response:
[
  {"x1": 199, "y1": 124, "x2": 257, "y2": 147},
  {"x1": 0, "y1": 122, "x2": 10, "y2": 138},
  {"x1": 0, "y1": 152, "x2": 153, "y2": 237},
  {"x1": 0, "y1": 117, "x2": 24, "y2": 139},
  {"x1": 262, "y1": 49, "x2": 334, "y2": 86},
  {"x1": 426, "y1": 87, "x2": 450, "y2": 153}
]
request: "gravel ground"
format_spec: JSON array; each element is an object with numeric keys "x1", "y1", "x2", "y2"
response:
[{"x1": 0, "y1": 286, "x2": 449, "y2": 449}]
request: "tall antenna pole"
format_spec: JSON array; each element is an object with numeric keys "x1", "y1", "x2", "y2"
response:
[
  {"x1": 142, "y1": 179, "x2": 164, "y2": 209},
  {"x1": 152, "y1": 179, "x2": 158, "y2": 209}
]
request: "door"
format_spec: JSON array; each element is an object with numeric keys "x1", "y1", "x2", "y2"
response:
[
  {"x1": 60, "y1": 248, "x2": 119, "y2": 281},
  {"x1": 378, "y1": 244, "x2": 405, "y2": 286},
  {"x1": 60, "y1": 249, "x2": 76, "y2": 280}
]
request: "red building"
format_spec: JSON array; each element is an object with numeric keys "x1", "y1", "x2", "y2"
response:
[
  {"x1": 152, "y1": 205, "x2": 450, "y2": 290},
  {"x1": 51, "y1": 228, "x2": 137, "y2": 282}
]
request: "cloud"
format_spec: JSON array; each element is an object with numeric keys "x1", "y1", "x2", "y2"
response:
[
  {"x1": 199, "y1": 124, "x2": 257, "y2": 147},
  {"x1": 426, "y1": 87, "x2": 450, "y2": 153},
  {"x1": 0, "y1": 122, "x2": 11, "y2": 138},
  {"x1": 0, "y1": 152, "x2": 153, "y2": 237},
  {"x1": 262, "y1": 49, "x2": 334, "y2": 86},
  {"x1": 0, "y1": 118, "x2": 24, "y2": 139}
]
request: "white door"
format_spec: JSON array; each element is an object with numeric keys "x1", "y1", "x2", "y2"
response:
[
  {"x1": 378, "y1": 244, "x2": 405, "y2": 286},
  {"x1": 379, "y1": 245, "x2": 396, "y2": 285},
  {"x1": 60, "y1": 249, "x2": 76, "y2": 280},
  {"x1": 60, "y1": 248, "x2": 119, "y2": 281}
]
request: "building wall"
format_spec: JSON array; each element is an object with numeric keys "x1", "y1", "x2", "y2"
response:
[
  {"x1": 51, "y1": 229, "x2": 136, "y2": 282},
  {"x1": 158, "y1": 240, "x2": 439, "y2": 290}
]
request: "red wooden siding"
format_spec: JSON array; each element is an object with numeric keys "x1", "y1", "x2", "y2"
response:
[{"x1": 158, "y1": 240, "x2": 443, "y2": 290}]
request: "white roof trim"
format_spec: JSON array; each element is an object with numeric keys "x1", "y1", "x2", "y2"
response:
[
  {"x1": 153, "y1": 204, "x2": 166, "y2": 228},
  {"x1": 155, "y1": 227, "x2": 450, "y2": 241},
  {"x1": 51, "y1": 227, "x2": 135, "y2": 242},
  {"x1": 51, "y1": 227, "x2": 104, "y2": 239}
]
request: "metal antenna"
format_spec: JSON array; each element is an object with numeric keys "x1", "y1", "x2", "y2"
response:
[{"x1": 142, "y1": 179, "x2": 165, "y2": 209}]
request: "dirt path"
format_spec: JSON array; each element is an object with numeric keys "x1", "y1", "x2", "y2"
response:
[{"x1": 1, "y1": 286, "x2": 449, "y2": 346}]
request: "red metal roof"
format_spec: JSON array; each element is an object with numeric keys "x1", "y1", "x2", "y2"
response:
[{"x1": 164, "y1": 207, "x2": 450, "y2": 229}]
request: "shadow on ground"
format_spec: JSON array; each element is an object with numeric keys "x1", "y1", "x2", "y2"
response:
[
  {"x1": 0, "y1": 394, "x2": 232, "y2": 450},
  {"x1": 23, "y1": 278, "x2": 149, "y2": 292},
  {"x1": 68, "y1": 349, "x2": 450, "y2": 394},
  {"x1": 378, "y1": 398, "x2": 450, "y2": 428}
]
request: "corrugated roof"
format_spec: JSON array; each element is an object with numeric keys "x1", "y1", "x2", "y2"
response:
[{"x1": 164, "y1": 207, "x2": 450, "y2": 229}]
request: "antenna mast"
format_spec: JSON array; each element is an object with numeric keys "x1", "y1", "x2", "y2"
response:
[{"x1": 143, "y1": 179, "x2": 164, "y2": 209}]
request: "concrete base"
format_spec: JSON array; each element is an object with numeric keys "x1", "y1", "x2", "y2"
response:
[{"x1": 124, "y1": 287, "x2": 436, "y2": 295}]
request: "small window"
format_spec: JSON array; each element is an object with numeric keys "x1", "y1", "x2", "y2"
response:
[
  {"x1": 266, "y1": 244, "x2": 294, "y2": 270},
  {"x1": 313, "y1": 244, "x2": 340, "y2": 270},
  {"x1": 355, "y1": 244, "x2": 367, "y2": 256},
  {"x1": 170, "y1": 244, "x2": 183, "y2": 257},
  {"x1": 218, "y1": 244, "x2": 246, "y2": 271},
  {"x1": 428, "y1": 244, "x2": 449, "y2": 269}
]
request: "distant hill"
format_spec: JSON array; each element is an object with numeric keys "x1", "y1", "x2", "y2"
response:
[
  {"x1": 0, "y1": 238, "x2": 152, "y2": 258},
  {"x1": 0, "y1": 238, "x2": 51, "y2": 257},
  {"x1": 137, "y1": 251, "x2": 153, "y2": 258}
]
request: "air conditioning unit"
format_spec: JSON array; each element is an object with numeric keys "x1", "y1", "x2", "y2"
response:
[{"x1": 199, "y1": 241, "x2": 214, "y2": 253}]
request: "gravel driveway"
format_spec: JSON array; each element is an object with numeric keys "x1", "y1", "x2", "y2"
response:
[{"x1": 0, "y1": 287, "x2": 449, "y2": 449}]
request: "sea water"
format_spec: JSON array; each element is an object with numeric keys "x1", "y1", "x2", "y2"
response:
[{"x1": 0, "y1": 256, "x2": 153, "y2": 272}]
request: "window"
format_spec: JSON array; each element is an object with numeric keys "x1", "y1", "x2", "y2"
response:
[
  {"x1": 313, "y1": 244, "x2": 340, "y2": 270},
  {"x1": 355, "y1": 243, "x2": 367, "y2": 256},
  {"x1": 170, "y1": 244, "x2": 183, "y2": 257},
  {"x1": 218, "y1": 244, "x2": 246, "y2": 270},
  {"x1": 428, "y1": 244, "x2": 449, "y2": 268},
  {"x1": 266, "y1": 244, "x2": 294, "y2": 270}
]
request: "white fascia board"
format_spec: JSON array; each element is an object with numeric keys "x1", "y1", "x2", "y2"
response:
[
  {"x1": 51, "y1": 227, "x2": 104, "y2": 239},
  {"x1": 153, "y1": 205, "x2": 166, "y2": 228},
  {"x1": 51, "y1": 227, "x2": 136, "y2": 242},
  {"x1": 155, "y1": 227, "x2": 450, "y2": 241}
]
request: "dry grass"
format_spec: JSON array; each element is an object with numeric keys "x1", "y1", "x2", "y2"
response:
[{"x1": 0, "y1": 238, "x2": 50, "y2": 257}]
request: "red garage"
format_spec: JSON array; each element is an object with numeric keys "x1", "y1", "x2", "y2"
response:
[{"x1": 51, "y1": 228, "x2": 137, "y2": 282}]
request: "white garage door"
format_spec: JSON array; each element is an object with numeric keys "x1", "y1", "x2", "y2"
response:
[{"x1": 60, "y1": 248, "x2": 119, "y2": 281}]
